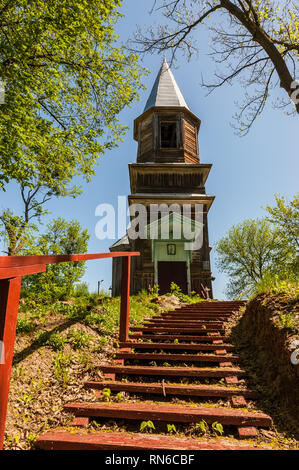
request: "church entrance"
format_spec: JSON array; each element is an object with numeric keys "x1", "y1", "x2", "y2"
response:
[{"x1": 158, "y1": 261, "x2": 188, "y2": 294}]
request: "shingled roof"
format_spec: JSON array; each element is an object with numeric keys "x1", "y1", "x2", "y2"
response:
[{"x1": 143, "y1": 58, "x2": 189, "y2": 112}]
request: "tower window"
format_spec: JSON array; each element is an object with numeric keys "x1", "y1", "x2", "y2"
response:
[{"x1": 160, "y1": 122, "x2": 177, "y2": 148}]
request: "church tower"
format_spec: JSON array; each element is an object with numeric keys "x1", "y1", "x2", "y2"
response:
[{"x1": 110, "y1": 59, "x2": 215, "y2": 298}]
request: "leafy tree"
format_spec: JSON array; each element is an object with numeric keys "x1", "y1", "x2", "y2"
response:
[
  {"x1": 0, "y1": 209, "x2": 36, "y2": 255},
  {"x1": 215, "y1": 218, "x2": 294, "y2": 297},
  {"x1": 133, "y1": 0, "x2": 299, "y2": 134},
  {"x1": 0, "y1": 0, "x2": 146, "y2": 253},
  {"x1": 22, "y1": 218, "x2": 90, "y2": 300},
  {"x1": 265, "y1": 193, "x2": 299, "y2": 250}
]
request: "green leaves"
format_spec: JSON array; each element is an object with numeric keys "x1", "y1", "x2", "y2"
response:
[
  {"x1": 0, "y1": 1, "x2": 146, "y2": 189},
  {"x1": 196, "y1": 419, "x2": 208, "y2": 435},
  {"x1": 133, "y1": 0, "x2": 298, "y2": 134},
  {"x1": 21, "y1": 217, "x2": 90, "y2": 300},
  {"x1": 102, "y1": 388, "x2": 111, "y2": 402},
  {"x1": 0, "y1": 0, "x2": 147, "y2": 252},
  {"x1": 216, "y1": 217, "x2": 295, "y2": 298},
  {"x1": 265, "y1": 194, "x2": 299, "y2": 251},
  {"x1": 166, "y1": 424, "x2": 177, "y2": 434},
  {"x1": 140, "y1": 420, "x2": 155, "y2": 433},
  {"x1": 211, "y1": 421, "x2": 224, "y2": 436}
]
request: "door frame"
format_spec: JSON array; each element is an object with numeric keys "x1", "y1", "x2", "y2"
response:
[{"x1": 153, "y1": 241, "x2": 191, "y2": 295}]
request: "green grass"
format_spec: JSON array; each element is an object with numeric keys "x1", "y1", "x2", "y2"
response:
[
  {"x1": 67, "y1": 328, "x2": 92, "y2": 350},
  {"x1": 16, "y1": 318, "x2": 35, "y2": 334},
  {"x1": 17, "y1": 287, "x2": 203, "y2": 346},
  {"x1": 166, "y1": 282, "x2": 205, "y2": 304},
  {"x1": 36, "y1": 331, "x2": 67, "y2": 351},
  {"x1": 252, "y1": 273, "x2": 299, "y2": 301}
]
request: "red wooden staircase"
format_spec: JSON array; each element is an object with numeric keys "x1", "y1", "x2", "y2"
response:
[{"x1": 36, "y1": 301, "x2": 274, "y2": 450}]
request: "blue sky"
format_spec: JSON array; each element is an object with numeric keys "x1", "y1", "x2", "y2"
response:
[{"x1": 0, "y1": 2, "x2": 298, "y2": 298}]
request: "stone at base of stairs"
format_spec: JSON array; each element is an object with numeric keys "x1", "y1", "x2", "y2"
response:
[{"x1": 36, "y1": 430, "x2": 273, "y2": 451}]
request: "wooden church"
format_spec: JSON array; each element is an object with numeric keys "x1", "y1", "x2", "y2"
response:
[{"x1": 110, "y1": 59, "x2": 215, "y2": 298}]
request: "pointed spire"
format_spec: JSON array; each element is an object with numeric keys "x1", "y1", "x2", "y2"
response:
[{"x1": 143, "y1": 58, "x2": 189, "y2": 112}]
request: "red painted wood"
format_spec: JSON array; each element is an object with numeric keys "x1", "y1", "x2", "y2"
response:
[
  {"x1": 119, "y1": 256, "x2": 131, "y2": 342},
  {"x1": 238, "y1": 427, "x2": 259, "y2": 439},
  {"x1": 171, "y1": 307, "x2": 240, "y2": 310},
  {"x1": 149, "y1": 315, "x2": 225, "y2": 320},
  {"x1": 129, "y1": 334, "x2": 229, "y2": 342},
  {"x1": 0, "y1": 277, "x2": 22, "y2": 450},
  {"x1": 170, "y1": 305, "x2": 242, "y2": 309},
  {"x1": 114, "y1": 352, "x2": 240, "y2": 362},
  {"x1": 118, "y1": 342, "x2": 235, "y2": 351},
  {"x1": 225, "y1": 376, "x2": 239, "y2": 385},
  {"x1": 176, "y1": 301, "x2": 244, "y2": 306},
  {"x1": 0, "y1": 264, "x2": 46, "y2": 280},
  {"x1": 131, "y1": 326, "x2": 224, "y2": 333},
  {"x1": 146, "y1": 320, "x2": 224, "y2": 326},
  {"x1": 64, "y1": 402, "x2": 272, "y2": 427},
  {"x1": 165, "y1": 310, "x2": 237, "y2": 314},
  {"x1": 71, "y1": 417, "x2": 90, "y2": 428},
  {"x1": 161, "y1": 314, "x2": 231, "y2": 318},
  {"x1": 84, "y1": 380, "x2": 258, "y2": 398},
  {"x1": 0, "y1": 251, "x2": 139, "y2": 450},
  {"x1": 36, "y1": 430, "x2": 266, "y2": 450},
  {"x1": 0, "y1": 252, "x2": 140, "y2": 267},
  {"x1": 160, "y1": 319, "x2": 229, "y2": 322},
  {"x1": 34, "y1": 299, "x2": 276, "y2": 450},
  {"x1": 103, "y1": 373, "x2": 115, "y2": 381},
  {"x1": 231, "y1": 396, "x2": 247, "y2": 408},
  {"x1": 99, "y1": 365, "x2": 246, "y2": 378}
]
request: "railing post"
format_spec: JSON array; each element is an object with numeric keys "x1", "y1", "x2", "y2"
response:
[
  {"x1": 119, "y1": 256, "x2": 131, "y2": 342},
  {"x1": 0, "y1": 277, "x2": 22, "y2": 450}
]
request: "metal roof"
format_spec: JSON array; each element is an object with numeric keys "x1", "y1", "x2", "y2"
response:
[
  {"x1": 144, "y1": 58, "x2": 189, "y2": 112},
  {"x1": 109, "y1": 235, "x2": 129, "y2": 249}
]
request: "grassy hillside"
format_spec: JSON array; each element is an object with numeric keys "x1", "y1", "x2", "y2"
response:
[
  {"x1": 5, "y1": 291, "x2": 162, "y2": 449},
  {"x1": 225, "y1": 281, "x2": 299, "y2": 445}
]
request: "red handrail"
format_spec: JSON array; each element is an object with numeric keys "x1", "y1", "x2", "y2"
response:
[{"x1": 0, "y1": 251, "x2": 139, "y2": 450}]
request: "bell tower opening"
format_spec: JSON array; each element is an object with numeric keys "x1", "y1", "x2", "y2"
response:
[{"x1": 160, "y1": 122, "x2": 177, "y2": 148}]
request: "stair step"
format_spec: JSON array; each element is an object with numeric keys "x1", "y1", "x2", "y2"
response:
[
  {"x1": 119, "y1": 342, "x2": 235, "y2": 351},
  {"x1": 158, "y1": 319, "x2": 228, "y2": 323},
  {"x1": 84, "y1": 381, "x2": 258, "y2": 399},
  {"x1": 36, "y1": 430, "x2": 266, "y2": 450},
  {"x1": 144, "y1": 320, "x2": 223, "y2": 328},
  {"x1": 114, "y1": 352, "x2": 239, "y2": 363},
  {"x1": 167, "y1": 312, "x2": 233, "y2": 315},
  {"x1": 99, "y1": 365, "x2": 246, "y2": 378},
  {"x1": 176, "y1": 307, "x2": 243, "y2": 311},
  {"x1": 172, "y1": 306, "x2": 241, "y2": 309},
  {"x1": 129, "y1": 335, "x2": 229, "y2": 342},
  {"x1": 131, "y1": 327, "x2": 224, "y2": 333},
  {"x1": 171, "y1": 308, "x2": 235, "y2": 311},
  {"x1": 161, "y1": 313, "x2": 231, "y2": 321},
  {"x1": 148, "y1": 317, "x2": 224, "y2": 322},
  {"x1": 64, "y1": 402, "x2": 272, "y2": 427},
  {"x1": 159, "y1": 321, "x2": 230, "y2": 324},
  {"x1": 163, "y1": 311, "x2": 232, "y2": 314},
  {"x1": 168, "y1": 309, "x2": 236, "y2": 312},
  {"x1": 172, "y1": 311, "x2": 240, "y2": 314}
]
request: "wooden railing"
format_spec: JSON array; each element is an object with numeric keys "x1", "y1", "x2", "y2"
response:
[{"x1": 0, "y1": 251, "x2": 139, "y2": 450}]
